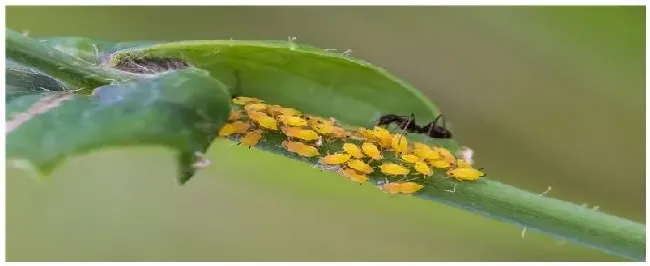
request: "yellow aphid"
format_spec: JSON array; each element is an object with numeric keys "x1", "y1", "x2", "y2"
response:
[
  {"x1": 347, "y1": 159, "x2": 374, "y2": 174},
  {"x1": 312, "y1": 123, "x2": 346, "y2": 138},
  {"x1": 282, "y1": 141, "x2": 320, "y2": 157},
  {"x1": 455, "y1": 159, "x2": 472, "y2": 168},
  {"x1": 413, "y1": 143, "x2": 441, "y2": 160},
  {"x1": 379, "y1": 163, "x2": 410, "y2": 176},
  {"x1": 232, "y1": 96, "x2": 264, "y2": 105},
  {"x1": 380, "y1": 182, "x2": 403, "y2": 195},
  {"x1": 328, "y1": 126, "x2": 347, "y2": 138},
  {"x1": 239, "y1": 130, "x2": 263, "y2": 148},
  {"x1": 278, "y1": 107, "x2": 301, "y2": 116},
  {"x1": 372, "y1": 126, "x2": 393, "y2": 147},
  {"x1": 361, "y1": 142, "x2": 383, "y2": 160},
  {"x1": 248, "y1": 111, "x2": 278, "y2": 131},
  {"x1": 218, "y1": 121, "x2": 250, "y2": 137},
  {"x1": 277, "y1": 115, "x2": 308, "y2": 127},
  {"x1": 399, "y1": 182, "x2": 425, "y2": 194},
  {"x1": 319, "y1": 153, "x2": 351, "y2": 165},
  {"x1": 400, "y1": 154, "x2": 421, "y2": 164},
  {"x1": 343, "y1": 143, "x2": 365, "y2": 159},
  {"x1": 414, "y1": 161, "x2": 433, "y2": 177},
  {"x1": 244, "y1": 103, "x2": 267, "y2": 113},
  {"x1": 228, "y1": 110, "x2": 244, "y2": 121},
  {"x1": 447, "y1": 167, "x2": 485, "y2": 181},
  {"x1": 282, "y1": 127, "x2": 320, "y2": 141},
  {"x1": 429, "y1": 159, "x2": 452, "y2": 169},
  {"x1": 433, "y1": 146, "x2": 456, "y2": 162},
  {"x1": 356, "y1": 127, "x2": 375, "y2": 140},
  {"x1": 391, "y1": 133, "x2": 408, "y2": 153},
  {"x1": 341, "y1": 168, "x2": 369, "y2": 184}
]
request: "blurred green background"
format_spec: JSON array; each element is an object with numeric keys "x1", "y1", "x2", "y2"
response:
[{"x1": 5, "y1": 6, "x2": 645, "y2": 261}]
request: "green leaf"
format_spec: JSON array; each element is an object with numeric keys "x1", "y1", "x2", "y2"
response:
[
  {"x1": 6, "y1": 29, "x2": 137, "y2": 93},
  {"x1": 6, "y1": 69, "x2": 231, "y2": 184},
  {"x1": 106, "y1": 40, "x2": 441, "y2": 128},
  {"x1": 6, "y1": 59, "x2": 68, "y2": 101},
  {"x1": 102, "y1": 39, "x2": 644, "y2": 260}
]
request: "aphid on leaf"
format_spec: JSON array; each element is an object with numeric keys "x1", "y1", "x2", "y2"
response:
[
  {"x1": 429, "y1": 159, "x2": 451, "y2": 169},
  {"x1": 361, "y1": 142, "x2": 383, "y2": 160},
  {"x1": 319, "y1": 153, "x2": 352, "y2": 165},
  {"x1": 372, "y1": 126, "x2": 393, "y2": 148},
  {"x1": 341, "y1": 168, "x2": 369, "y2": 184},
  {"x1": 232, "y1": 96, "x2": 264, "y2": 105},
  {"x1": 282, "y1": 126, "x2": 320, "y2": 141},
  {"x1": 455, "y1": 159, "x2": 472, "y2": 168},
  {"x1": 379, "y1": 182, "x2": 402, "y2": 195},
  {"x1": 281, "y1": 141, "x2": 320, "y2": 157},
  {"x1": 347, "y1": 159, "x2": 374, "y2": 174},
  {"x1": 228, "y1": 110, "x2": 244, "y2": 121},
  {"x1": 399, "y1": 182, "x2": 425, "y2": 194},
  {"x1": 267, "y1": 105, "x2": 301, "y2": 116},
  {"x1": 433, "y1": 146, "x2": 456, "y2": 163},
  {"x1": 391, "y1": 133, "x2": 408, "y2": 153},
  {"x1": 248, "y1": 111, "x2": 278, "y2": 131},
  {"x1": 218, "y1": 121, "x2": 250, "y2": 137},
  {"x1": 277, "y1": 115, "x2": 308, "y2": 127},
  {"x1": 414, "y1": 161, "x2": 433, "y2": 177},
  {"x1": 446, "y1": 167, "x2": 485, "y2": 181},
  {"x1": 239, "y1": 129, "x2": 263, "y2": 148},
  {"x1": 400, "y1": 154, "x2": 421, "y2": 164},
  {"x1": 379, "y1": 163, "x2": 410, "y2": 176},
  {"x1": 244, "y1": 103, "x2": 267, "y2": 113},
  {"x1": 413, "y1": 143, "x2": 441, "y2": 160},
  {"x1": 343, "y1": 143, "x2": 365, "y2": 159},
  {"x1": 355, "y1": 127, "x2": 375, "y2": 140}
]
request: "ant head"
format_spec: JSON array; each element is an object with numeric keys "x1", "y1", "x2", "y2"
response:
[{"x1": 423, "y1": 114, "x2": 453, "y2": 139}]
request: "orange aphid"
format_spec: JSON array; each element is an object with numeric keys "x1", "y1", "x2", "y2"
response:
[
  {"x1": 277, "y1": 115, "x2": 308, "y2": 127},
  {"x1": 228, "y1": 110, "x2": 244, "y2": 121},
  {"x1": 399, "y1": 182, "x2": 425, "y2": 194},
  {"x1": 282, "y1": 126, "x2": 320, "y2": 141},
  {"x1": 341, "y1": 168, "x2": 369, "y2": 184},
  {"x1": 414, "y1": 161, "x2": 433, "y2": 177},
  {"x1": 379, "y1": 163, "x2": 410, "y2": 176},
  {"x1": 239, "y1": 130, "x2": 263, "y2": 148},
  {"x1": 232, "y1": 96, "x2": 264, "y2": 105},
  {"x1": 248, "y1": 111, "x2": 278, "y2": 131},
  {"x1": 379, "y1": 182, "x2": 403, "y2": 195},
  {"x1": 319, "y1": 153, "x2": 351, "y2": 165},
  {"x1": 400, "y1": 154, "x2": 421, "y2": 164},
  {"x1": 347, "y1": 159, "x2": 374, "y2": 174},
  {"x1": 282, "y1": 141, "x2": 320, "y2": 157},
  {"x1": 218, "y1": 121, "x2": 250, "y2": 137},
  {"x1": 391, "y1": 133, "x2": 408, "y2": 153},
  {"x1": 361, "y1": 142, "x2": 383, "y2": 160},
  {"x1": 342, "y1": 143, "x2": 365, "y2": 159}
]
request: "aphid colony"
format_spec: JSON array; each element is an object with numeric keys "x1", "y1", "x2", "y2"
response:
[{"x1": 219, "y1": 96, "x2": 486, "y2": 196}]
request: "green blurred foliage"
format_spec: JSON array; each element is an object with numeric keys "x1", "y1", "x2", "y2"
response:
[{"x1": 6, "y1": 6, "x2": 644, "y2": 261}]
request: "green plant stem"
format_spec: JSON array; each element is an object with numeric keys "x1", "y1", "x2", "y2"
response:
[
  {"x1": 235, "y1": 132, "x2": 646, "y2": 261},
  {"x1": 6, "y1": 29, "x2": 137, "y2": 93}
]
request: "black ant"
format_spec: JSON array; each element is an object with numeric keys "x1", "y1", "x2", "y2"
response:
[{"x1": 376, "y1": 113, "x2": 452, "y2": 139}]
